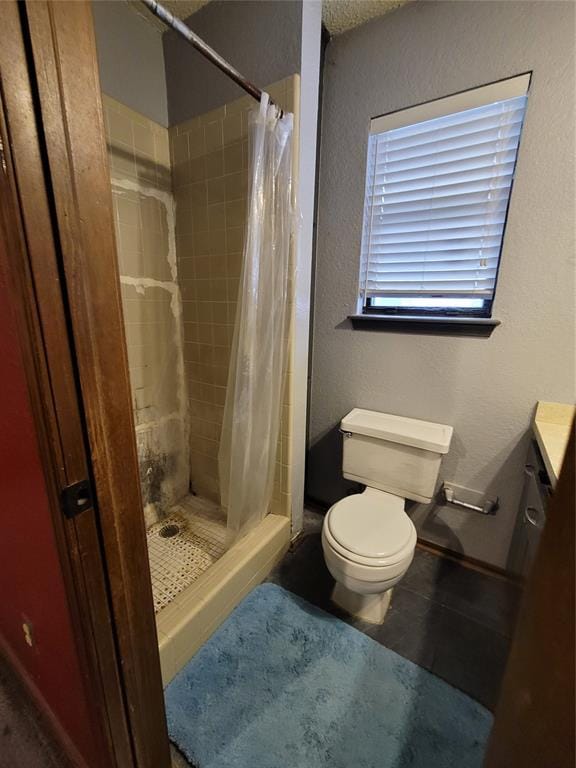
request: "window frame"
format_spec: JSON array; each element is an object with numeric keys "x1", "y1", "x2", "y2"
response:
[
  {"x1": 358, "y1": 73, "x2": 532, "y2": 321},
  {"x1": 363, "y1": 295, "x2": 493, "y2": 318}
]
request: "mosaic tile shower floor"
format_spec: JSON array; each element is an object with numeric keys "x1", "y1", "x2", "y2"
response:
[{"x1": 147, "y1": 495, "x2": 227, "y2": 613}]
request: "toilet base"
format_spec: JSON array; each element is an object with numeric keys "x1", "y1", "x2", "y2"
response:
[{"x1": 331, "y1": 583, "x2": 393, "y2": 624}]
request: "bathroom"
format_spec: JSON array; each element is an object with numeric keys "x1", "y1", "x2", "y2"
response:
[{"x1": 0, "y1": 1, "x2": 573, "y2": 767}]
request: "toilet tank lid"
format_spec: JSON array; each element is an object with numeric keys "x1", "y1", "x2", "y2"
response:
[{"x1": 341, "y1": 409, "x2": 453, "y2": 454}]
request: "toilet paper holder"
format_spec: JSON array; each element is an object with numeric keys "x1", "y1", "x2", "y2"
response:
[{"x1": 441, "y1": 483, "x2": 499, "y2": 516}]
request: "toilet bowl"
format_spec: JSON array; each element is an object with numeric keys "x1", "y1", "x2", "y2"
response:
[
  {"x1": 321, "y1": 408, "x2": 453, "y2": 624},
  {"x1": 322, "y1": 487, "x2": 416, "y2": 623}
]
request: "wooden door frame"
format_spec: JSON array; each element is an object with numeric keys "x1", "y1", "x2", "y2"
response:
[
  {"x1": 0, "y1": 80, "x2": 117, "y2": 768},
  {"x1": 0, "y1": 2, "x2": 170, "y2": 766},
  {"x1": 0, "y1": 8, "x2": 132, "y2": 768}
]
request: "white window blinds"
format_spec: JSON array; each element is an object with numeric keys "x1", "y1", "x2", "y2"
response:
[{"x1": 359, "y1": 75, "x2": 529, "y2": 315}]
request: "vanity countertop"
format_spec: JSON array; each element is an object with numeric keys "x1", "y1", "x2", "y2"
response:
[{"x1": 533, "y1": 401, "x2": 575, "y2": 487}]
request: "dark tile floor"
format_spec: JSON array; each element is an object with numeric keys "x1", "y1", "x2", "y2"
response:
[
  {"x1": 267, "y1": 508, "x2": 522, "y2": 711},
  {"x1": 2, "y1": 509, "x2": 521, "y2": 768}
]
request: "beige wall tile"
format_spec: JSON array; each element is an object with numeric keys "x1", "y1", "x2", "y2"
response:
[
  {"x1": 108, "y1": 109, "x2": 133, "y2": 146},
  {"x1": 116, "y1": 194, "x2": 140, "y2": 227},
  {"x1": 225, "y1": 227, "x2": 244, "y2": 255},
  {"x1": 199, "y1": 106, "x2": 226, "y2": 126},
  {"x1": 190, "y1": 182, "x2": 208, "y2": 208},
  {"x1": 187, "y1": 126, "x2": 206, "y2": 159},
  {"x1": 175, "y1": 115, "x2": 200, "y2": 135},
  {"x1": 205, "y1": 150, "x2": 224, "y2": 179},
  {"x1": 206, "y1": 177, "x2": 225, "y2": 205},
  {"x1": 154, "y1": 131, "x2": 171, "y2": 168},
  {"x1": 133, "y1": 122, "x2": 155, "y2": 159},
  {"x1": 192, "y1": 205, "x2": 209, "y2": 233},
  {"x1": 205, "y1": 120, "x2": 223, "y2": 152},
  {"x1": 224, "y1": 171, "x2": 246, "y2": 202},
  {"x1": 118, "y1": 222, "x2": 142, "y2": 255},
  {"x1": 223, "y1": 114, "x2": 242, "y2": 146},
  {"x1": 190, "y1": 156, "x2": 206, "y2": 183},
  {"x1": 110, "y1": 145, "x2": 137, "y2": 180},
  {"x1": 172, "y1": 132, "x2": 189, "y2": 165},
  {"x1": 223, "y1": 143, "x2": 243, "y2": 175},
  {"x1": 225, "y1": 200, "x2": 246, "y2": 229},
  {"x1": 208, "y1": 202, "x2": 226, "y2": 231}
]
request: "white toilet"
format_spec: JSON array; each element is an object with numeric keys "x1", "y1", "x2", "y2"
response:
[{"x1": 322, "y1": 408, "x2": 453, "y2": 624}]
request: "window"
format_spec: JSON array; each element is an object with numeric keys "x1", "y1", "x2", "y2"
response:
[{"x1": 359, "y1": 74, "x2": 530, "y2": 319}]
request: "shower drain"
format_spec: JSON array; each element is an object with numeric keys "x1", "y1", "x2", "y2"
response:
[
  {"x1": 146, "y1": 508, "x2": 227, "y2": 612},
  {"x1": 159, "y1": 523, "x2": 181, "y2": 539}
]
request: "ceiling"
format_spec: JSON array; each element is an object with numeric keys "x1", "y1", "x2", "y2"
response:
[
  {"x1": 322, "y1": 0, "x2": 409, "y2": 35},
  {"x1": 130, "y1": 0, "x2": 410, "y2": 37}
]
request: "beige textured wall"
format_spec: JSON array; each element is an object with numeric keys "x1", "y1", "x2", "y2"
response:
[
  {"x1": 169, "y1": 77, "x2": 297, "y2": 516},
  {"x1": 103, "y1": 95, "x2": 189, "y2": 523}
]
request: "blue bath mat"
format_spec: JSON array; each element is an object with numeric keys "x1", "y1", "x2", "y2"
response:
[{"x1": 165, "y1": 584, "x2": 492, "y2": 768}]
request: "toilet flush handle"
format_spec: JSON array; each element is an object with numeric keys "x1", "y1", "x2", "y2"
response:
[{"x1": 339, "y1": 428, "x2": 353, "y2": 438}]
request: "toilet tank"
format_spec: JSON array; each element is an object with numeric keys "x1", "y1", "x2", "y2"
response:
[{"x1": 341, "y1": 409, "x2": 453, "y2": 503}]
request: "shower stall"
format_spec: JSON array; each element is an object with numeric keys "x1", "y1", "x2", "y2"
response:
[{"x1": 95, "y1": 1, "x2": 302, "y2": 684}]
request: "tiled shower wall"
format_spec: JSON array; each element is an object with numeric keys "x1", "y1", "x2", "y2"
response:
[
  {"x1": 103, "y1": 79, "x2": 297, "y2": 523},
  {"x1": 169, "y1": 77, "x2": 298, "y2": 517},
  {"x1": 103, "y1": 95, "x2": 189, "y2": 524}
]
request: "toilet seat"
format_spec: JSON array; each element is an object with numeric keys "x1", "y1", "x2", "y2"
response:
[{"x1": 324, "y1": 489, "x2": 416, "y2": 568}]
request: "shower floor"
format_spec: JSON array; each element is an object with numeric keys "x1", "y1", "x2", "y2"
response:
[{"x1": 146, "y1": 495, "x2": 227, "y2": 613}]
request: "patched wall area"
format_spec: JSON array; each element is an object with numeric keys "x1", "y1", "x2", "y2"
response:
[
  {"x1": 169, "y1": 77, "x2": 298, "y2": 516},
  {"x1": 103, "y1": 95, "x2": 189, "y2": 523}
]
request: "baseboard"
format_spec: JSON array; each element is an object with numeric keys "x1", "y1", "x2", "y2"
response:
[
  {"x1": 0, "y1": 634, "x2": 89, "y2": 768},
  {"x1": 303, "y1": 494, "x2": 329, "y2": 513},
  {"x1": 416, "y1": 538, "x2": 522, "y2": 584}
]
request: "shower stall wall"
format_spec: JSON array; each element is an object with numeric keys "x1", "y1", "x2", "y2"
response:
[
  {"x1": 103, "y1": 77, "x2": 298, "y2": 682},
  {"x1": 170, "y1": 75, "x2": 297, "y2": 519},
  {"x1": 104, "y1": 95, "x2": 229, "y2": 614},
  {"x1": 103, "y1": 94, "x2": 189, "y2": 526},
  {"x1": 104, "y1": 78, "x2": 296, "y2": 525}
]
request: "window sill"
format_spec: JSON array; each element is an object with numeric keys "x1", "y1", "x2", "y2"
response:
[{"x1": 348, "y1": 314, "x2": 500, "y2": 337}]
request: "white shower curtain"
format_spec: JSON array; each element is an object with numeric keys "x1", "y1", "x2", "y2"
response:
[{"x1": 218, "y1": 93, "x2": 294, "y2": 543}]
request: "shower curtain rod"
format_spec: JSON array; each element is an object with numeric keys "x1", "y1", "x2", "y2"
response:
[{"x1": 139, "y1": 0, "x2": 281, "y2": 113}]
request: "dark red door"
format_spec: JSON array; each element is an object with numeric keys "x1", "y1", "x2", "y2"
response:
[{"x1": 0, "y1": 258, "x2": 100, "y2": 763}]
